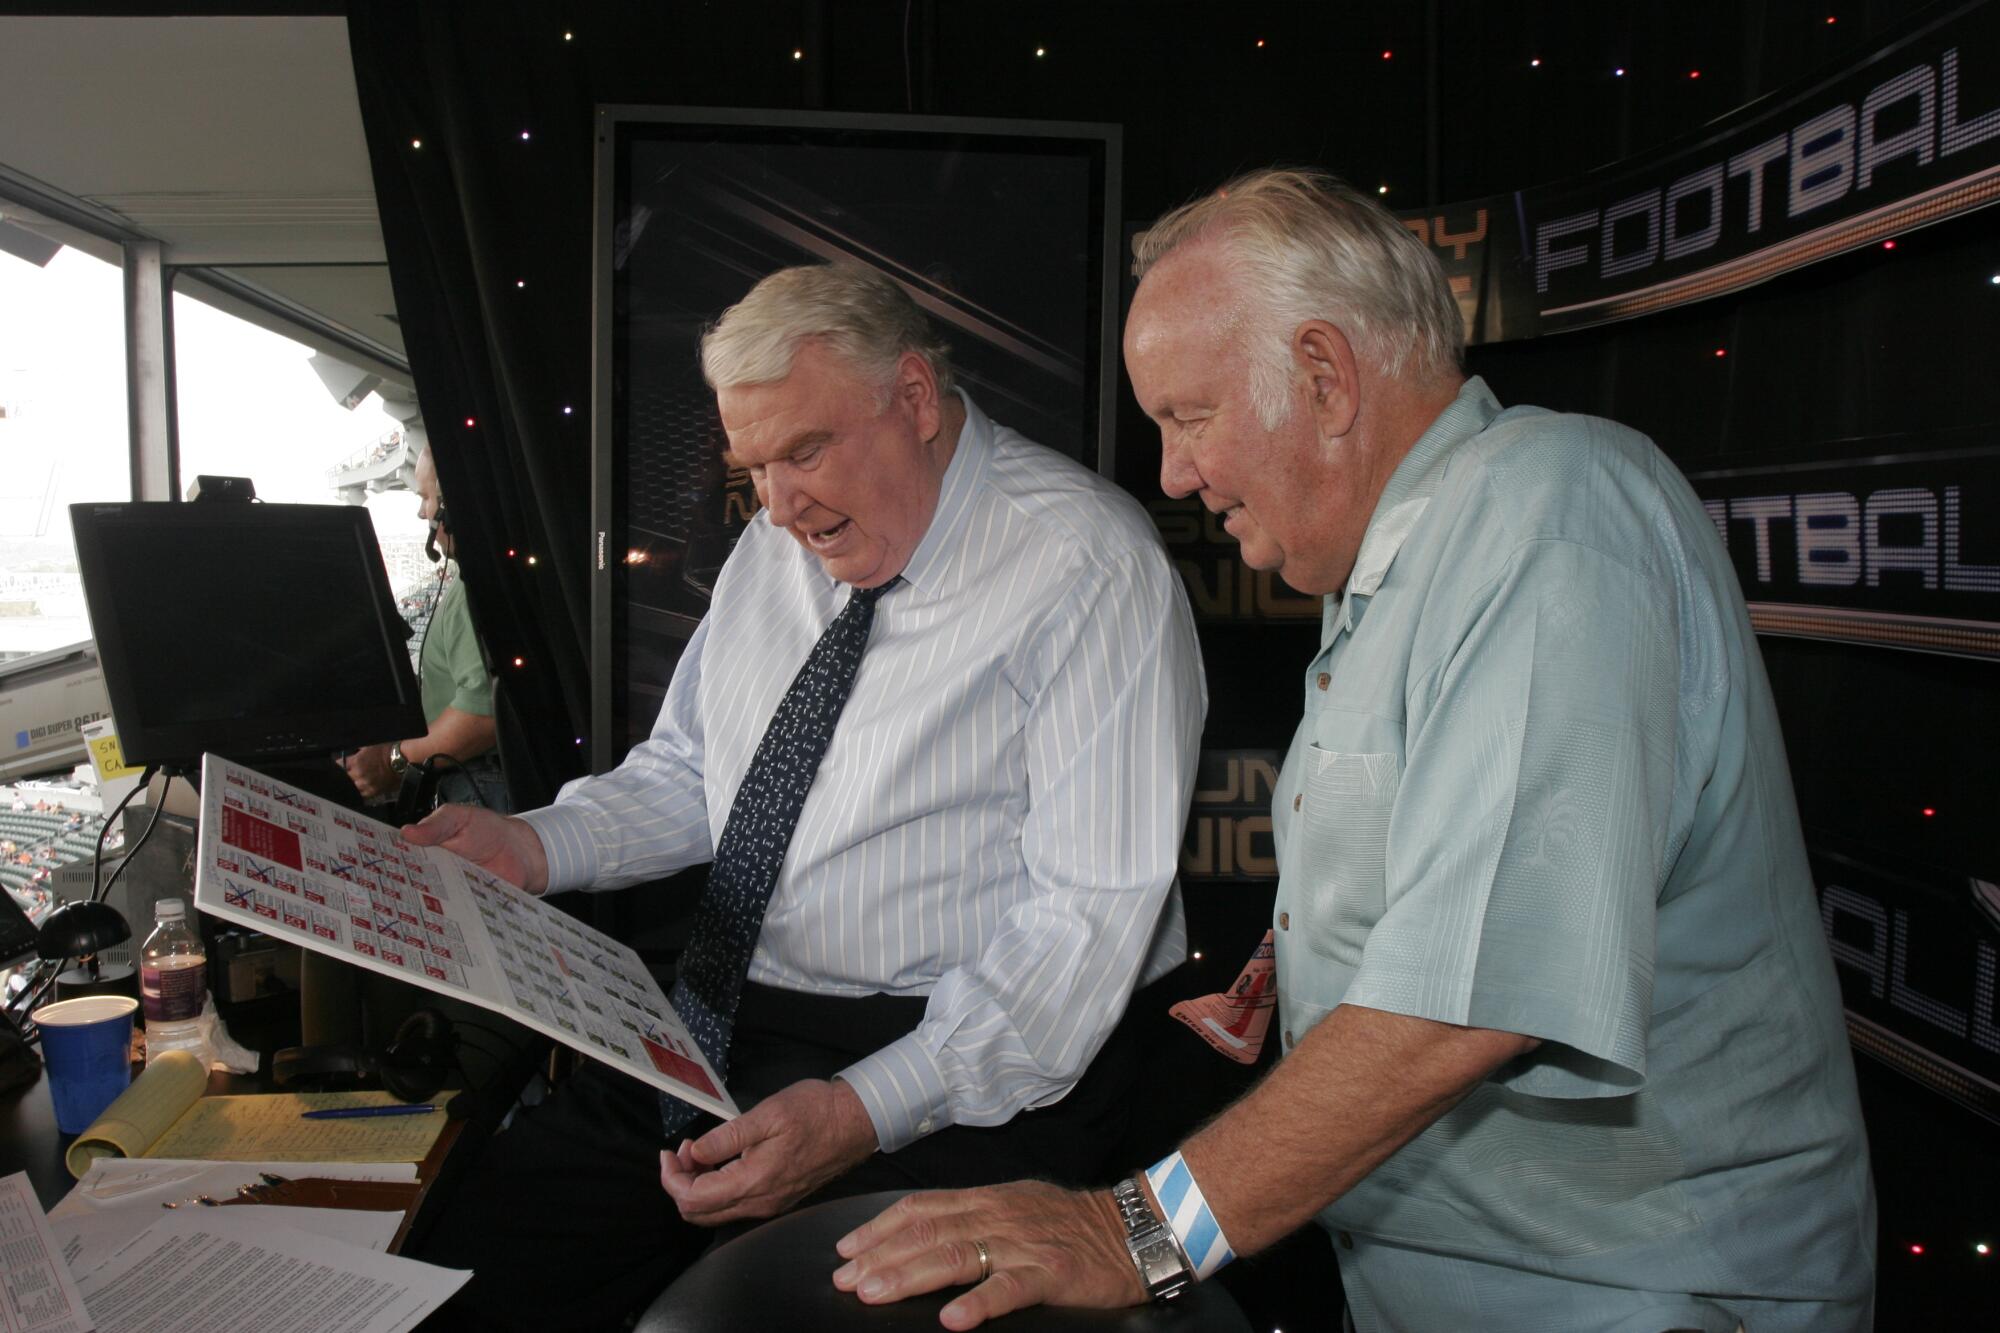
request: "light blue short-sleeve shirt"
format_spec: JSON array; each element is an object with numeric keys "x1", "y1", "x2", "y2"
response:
[{"x1": 1270, "y1": 378, "x2": 1876, "y2": 1331}]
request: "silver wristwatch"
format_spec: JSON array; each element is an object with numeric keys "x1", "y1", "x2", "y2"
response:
[{"x1": 1112, "y1": 1176, "x2": 1192, "y2": 1302}]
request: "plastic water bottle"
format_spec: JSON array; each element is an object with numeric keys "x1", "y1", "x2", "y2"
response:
[{"x1": 140, "y1": 898, "x2": 208, "y2": 1062}]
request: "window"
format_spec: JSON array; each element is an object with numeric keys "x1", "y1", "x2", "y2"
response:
[
  {"x1": 171, "y1": 292, "x2": 432, "y2": 608},
  {"x1": 0, "y1": 246, "x2": 128, "y2": 664}
]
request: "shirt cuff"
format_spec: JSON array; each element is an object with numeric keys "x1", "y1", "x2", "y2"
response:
[
  {"x1": 837, "y1": 1033, "x2": 952, "y2": 1153},
  {"x1": 512, "y1": 804, "x2": 602, "y2": 893}
]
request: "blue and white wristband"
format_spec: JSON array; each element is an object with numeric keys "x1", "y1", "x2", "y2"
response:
[{"x1": 1145, "y1": 1151, "x2": 1236, "y2": 1280}]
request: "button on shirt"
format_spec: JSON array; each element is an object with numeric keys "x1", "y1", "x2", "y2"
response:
[
  {"x1": 1269, "y1": 378, "x2": 1875, "y2": 1330},
  {"x1": 521, "y1": 393, "x2": 1206, "y2": 1151}
]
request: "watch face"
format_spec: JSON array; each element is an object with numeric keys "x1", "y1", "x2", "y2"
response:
[{"x1": 1114, "y1": 1178, "x2": 1191, "y2": 1300}]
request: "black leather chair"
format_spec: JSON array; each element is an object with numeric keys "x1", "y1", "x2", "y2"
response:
[{"x1": 635, "y1": 1190, "x2": 1252, "y2": 1332}]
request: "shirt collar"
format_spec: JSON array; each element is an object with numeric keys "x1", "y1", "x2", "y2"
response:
[
  {"x1": 1330, "y1": 375, "x2": 1501, "y2": 632},
  {"x1": 895, "y1": 388, "x2": 991, "y2": 594}
]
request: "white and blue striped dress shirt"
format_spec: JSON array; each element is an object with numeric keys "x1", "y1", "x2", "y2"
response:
[{"x1": 519, "y1": 393, "x2": 1206, "y2": 1151}]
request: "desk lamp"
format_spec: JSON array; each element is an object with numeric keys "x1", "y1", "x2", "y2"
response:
[
  {"x1": 9, "y1": 899, "x2": 133, "y2": 1021},
  {"x1": 41, "y1": 899, "x2": 132, "y2": 982}
]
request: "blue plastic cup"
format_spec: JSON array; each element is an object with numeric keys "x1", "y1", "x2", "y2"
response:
[{"x1": 33, "y1": 995, "x2": 139, "y2": 1134}]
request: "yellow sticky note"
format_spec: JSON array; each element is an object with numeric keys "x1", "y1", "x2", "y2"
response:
[{"x1": 87, "y1": 732, "x2": 138, "y2": 780}]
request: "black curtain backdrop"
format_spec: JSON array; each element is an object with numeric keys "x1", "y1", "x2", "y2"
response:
[
  {"x1": 338, "y1": 0, "x2": 1938, "y2": 813},
  {"x1": 346, "y1": 3, "x2": 601, "y2": 809}
]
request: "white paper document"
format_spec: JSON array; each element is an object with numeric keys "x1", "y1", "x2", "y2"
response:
[
  {"x1": 54, "y1": 1208, "x2": 402, "y2": 1285},
  {"x1": 49, "y1": 1159, "x2": 420, "y2": 1281},
  {"x1": 71, "y1": 1211, "x2": 466, "y2": 1333},
  {"x1": 193, "y1": 754, "x2": 735, "y2": 1120},
  {"x1": 0, "y1": 1171, "x2": 93, "y2": 1333}
]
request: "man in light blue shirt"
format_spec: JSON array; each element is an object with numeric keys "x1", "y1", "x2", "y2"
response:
[{"x1": 837, "y1": 170, "x2": 1874, "y2": 1332}]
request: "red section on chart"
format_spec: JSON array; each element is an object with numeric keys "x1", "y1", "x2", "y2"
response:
[
  {"x1": 642, "y1": 1036, "x2": 719, "y2": 1098},
  {"x1": 221, "y1": 805, "x2": 304, "y2": 871}
]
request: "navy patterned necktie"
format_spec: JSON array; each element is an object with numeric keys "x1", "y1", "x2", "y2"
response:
[{"x1": 661, "y1": 578, "x2": 895, "y2": 1130}]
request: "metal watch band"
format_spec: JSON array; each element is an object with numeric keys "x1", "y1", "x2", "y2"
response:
[
  {"x1": 1112, "y1": 1176, "x2": 1193, "y2": 1302},
  {"x1": 388, "y1": 743, "x2": 409, "y2": 777}
]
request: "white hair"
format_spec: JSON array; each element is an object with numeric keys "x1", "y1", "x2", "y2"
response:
[
  {"x1": 1132, "y1": 168, "x2": 1463, "y2": 428},
  {"x1": 699, "y1": 263, "x2": 954, "y2": 399}
]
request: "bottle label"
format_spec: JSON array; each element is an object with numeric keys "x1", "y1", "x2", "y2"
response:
[{"x1": 142, "y1": 960, "x2": 206, "y2": 1023}]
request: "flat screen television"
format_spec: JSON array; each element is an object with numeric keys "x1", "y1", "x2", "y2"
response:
[
  {"x1": 68, "y1": 501, "x2": 424, "y2": 767},
  {"x1": 591, "y1": 106, "x2": 1122, "y2": 763}
]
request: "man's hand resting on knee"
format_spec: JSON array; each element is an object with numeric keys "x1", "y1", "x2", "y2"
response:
[{"x1": 659, "y1": 1078, "x2": 879, "y2": 1226}]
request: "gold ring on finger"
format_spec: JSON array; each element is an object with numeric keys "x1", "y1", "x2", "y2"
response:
[{"x1": 973, "y1": 1237, "x2": 991, "y2": 1282}]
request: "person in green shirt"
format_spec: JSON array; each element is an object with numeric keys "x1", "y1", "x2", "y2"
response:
[{"x1": 341, "y1": 447, "x2": 509, "y2": 812}]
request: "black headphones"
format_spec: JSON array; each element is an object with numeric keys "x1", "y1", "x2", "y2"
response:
[{"x1": 272, "y1": 1007, "x2": 460, "y2": 1103}]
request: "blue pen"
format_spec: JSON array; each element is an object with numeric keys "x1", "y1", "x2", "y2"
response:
[{"x1": 299, "y1": 1104, "x2": 441, "y2": 1120}]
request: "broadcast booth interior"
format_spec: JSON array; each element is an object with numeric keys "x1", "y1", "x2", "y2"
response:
[{"x1": 0, "y1": 3, "x2": 1996, "y2": 1330}]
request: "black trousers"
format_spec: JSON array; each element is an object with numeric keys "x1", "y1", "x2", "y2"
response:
[{"x1": 413, "y1": 981, "x2": 1141, "y2": 1332}]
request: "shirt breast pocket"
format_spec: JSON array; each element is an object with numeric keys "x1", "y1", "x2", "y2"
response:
[{"x1": 1295, "y1": 745, "x2": 1401, "y2": 967}]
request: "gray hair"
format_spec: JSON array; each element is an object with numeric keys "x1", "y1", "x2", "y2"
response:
[
  {"x1": 1132, "y1": 168, "x2": 1463, "y2": 428},
  {"x1": 699, "y1": 264, "x2": 955, "y2": 400}
]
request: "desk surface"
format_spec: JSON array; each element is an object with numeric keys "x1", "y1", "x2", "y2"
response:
[
  {"x1": 0, "y1": 1059, "x2": 466, "y2": 1250},
  {"x1": 0, "y1": 1055, "x2": 72, "y2": 1210}
]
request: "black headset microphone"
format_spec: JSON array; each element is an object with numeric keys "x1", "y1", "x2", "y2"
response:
[{"x1": 424, "y1": 504, "x2": 452, "y2": 563}]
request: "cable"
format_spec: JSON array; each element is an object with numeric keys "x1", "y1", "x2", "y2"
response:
[
  {"x1": 95, "y1": 779, "x2": 173, "y2": 910},
  {"x1": 902, "y1": 0, "x2": 914, "y2": 111},
  {"x1": 17, "y1": 770, "x2": 186, "y2": 1035},
  {"x1": 90, "y1": 765, "x2": 160, "y2": 904}
]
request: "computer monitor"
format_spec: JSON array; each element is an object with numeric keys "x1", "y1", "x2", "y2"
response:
[
  {"x1": 68, "y1": 501, "x2": 425, "y2": 768},
  {"x1": 0, "y1": 890, "x2": 35, "y2": 973}
]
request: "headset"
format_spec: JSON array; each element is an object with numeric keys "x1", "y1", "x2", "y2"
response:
[
  {"x1": 271, "y1": 1007, "x2": 461, "y2": 1102},
  {"x1": 423, "y1": 503, "x2": 452, "y2": 564}
]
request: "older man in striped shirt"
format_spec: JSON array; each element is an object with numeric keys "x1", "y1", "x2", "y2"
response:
[{"x1": 406, "y1": 263, "x2": 1206, "y2": 1331}]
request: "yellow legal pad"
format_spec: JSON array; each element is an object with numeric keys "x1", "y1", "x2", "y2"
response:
[{"x1": 65, "y1": 1049, "x2": 450, "y2": 1177}]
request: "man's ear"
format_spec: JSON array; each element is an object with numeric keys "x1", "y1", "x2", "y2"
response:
[
  {"x1": 893, "y1": 351, "x2": 943, "y2": 439},
  {"x1": 1294, "y1": 321, "x2": 1360, "y2": 440}
]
